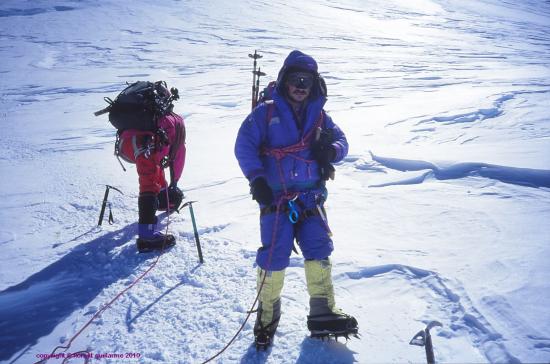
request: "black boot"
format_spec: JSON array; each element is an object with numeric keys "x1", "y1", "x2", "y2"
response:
[
  {"x1": 137, "y1": 193, "x2": 176, "y2": 253},
  {"x1": 307, "y1": 312, "x2": 358, "y2": 339},
  {"x1": 254, "y1": 301, "x2": 280, "y2": 351},
  {"x1": 254, "y1": 321, "x2": 278, "y2": 351},
  {"x1": 305, "y1": 259, "x2": 359, "y2": 339},
  {"x1": 136, "y1": 229, "x2": 176, "y2": 253}
]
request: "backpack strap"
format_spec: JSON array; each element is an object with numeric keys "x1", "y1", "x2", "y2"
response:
[
  {"x1": 167, "y1": 117, "x2": 186, "y2": 186},
  {"x1": 264, "y1": 100, "x2": 275, "y2": 125}
]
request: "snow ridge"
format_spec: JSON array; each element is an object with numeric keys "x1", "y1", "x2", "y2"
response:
[
  {"x1": 367, "y1": 152, "x2": 550, "y2": 188},
  {"x1": 339, "y1": 264, "x2": 521, "y2": 363}
]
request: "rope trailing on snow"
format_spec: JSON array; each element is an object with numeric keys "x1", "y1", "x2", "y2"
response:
[
  {"x1": 40, "y1": 113, "x2": 319, "y2": 363},
  {"x1": 200, "y1": 197, "x2": 285, "y2": 363},
  {"x1": 36, "y1": 188, "x2": 173, "y2": 364},
  {"x1": 200, "y1": 123, "x2": 311, "y2": 362}
]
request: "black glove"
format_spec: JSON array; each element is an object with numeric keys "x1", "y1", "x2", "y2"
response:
[
  {"x1": 250, "y1": 177, "x2": 274, "y2": 205},
  {"x1": 311, "y1": 129, "x2": 336, "y2": 180},
  {"x1": 311, "y1": 129, "x2": 336, "y2": 164},
  {"x1": 312, "y1": 143, "x2": 336, "y2": 164},
  {"x1": 158, "y1": 185, "x2": 184, "y2": 212},
  {"x1": 319, "y1": 163, "x2": 335, "y2": 181}
]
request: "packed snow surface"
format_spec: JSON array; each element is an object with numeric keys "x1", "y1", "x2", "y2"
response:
[{"x1": 1, "y1": 0, "x2": 549, "y2": 363}]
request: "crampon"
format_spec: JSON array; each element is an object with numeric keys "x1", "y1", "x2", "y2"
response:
[
  {"x1": 310, "y1": 328, "x2": 360, "y2": 341},
  {"x1": 307, "y1": 312, "x2": 359, "y2": 342},
  {"x1": 254, "y1": 330, "x2": 273, "y2": 351}
]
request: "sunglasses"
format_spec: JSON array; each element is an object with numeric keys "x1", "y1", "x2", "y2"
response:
[{"x1": 286, "y1": 73, "x2": 315, "y2": 89}]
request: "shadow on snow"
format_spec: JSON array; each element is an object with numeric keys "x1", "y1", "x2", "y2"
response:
[
  {"x1": 296, "y1": 337, "x2": 357, "y2": 364},
  {"x1": 0, "y1": 223, "x2": 144, "y2": 361},
  {"x1": 238, "y1": 336, "x2": 356, "y2": 364}
]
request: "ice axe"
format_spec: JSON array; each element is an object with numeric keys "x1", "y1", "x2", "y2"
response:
[
  {"x1": 97, "y1": 185, "x2": 124, "y2": 226},
  {"x1": 253, "y1": 67, "x2": 266, "y2": 107},
  {"x1": 248, "y1": 50, "x2": 263, "y2": 110},
  {"x1": 409, "y1": 321, "x2": 442, "y2": 364},
  {"x1": 180, "y1": 200, "x2": 204, "y2": 264}
]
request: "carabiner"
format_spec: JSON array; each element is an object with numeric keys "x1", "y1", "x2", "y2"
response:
[{"x1": 288, "y1": 198, "x2": 299, "y2": 224}]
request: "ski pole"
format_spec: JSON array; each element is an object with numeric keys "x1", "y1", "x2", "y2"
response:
[{"x1": 409, "y1": 321, "x2": 442, "y2": 364}]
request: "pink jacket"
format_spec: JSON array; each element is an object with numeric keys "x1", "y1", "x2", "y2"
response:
[{"x1": 119, "y1": 113, "x2": 186, "y2": 185}]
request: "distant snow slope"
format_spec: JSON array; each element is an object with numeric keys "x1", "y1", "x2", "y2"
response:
[{"x1": 1, "y1": 0, "x2": 549, "y2": 363}]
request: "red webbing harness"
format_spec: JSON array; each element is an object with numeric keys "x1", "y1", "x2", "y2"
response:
[{"x1": 260, "y1": 103, "x2": 324, "y2": 196}]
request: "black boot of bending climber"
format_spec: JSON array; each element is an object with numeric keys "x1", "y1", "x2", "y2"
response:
[
  {"x1": 136, "y1": 193, "x2": 176, "y2": 253},
  {"x1": 136, "y1": 229, "x2": 176, "y2": 253}
]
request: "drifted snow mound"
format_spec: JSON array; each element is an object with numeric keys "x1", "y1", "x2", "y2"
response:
[{"x1": 366, "y1": 152, "x2": 550, "y2": 188}]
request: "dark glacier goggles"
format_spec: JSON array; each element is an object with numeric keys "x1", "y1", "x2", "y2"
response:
[{"x1": 286, "y1": 72, "x2": 315, "y2": 89}]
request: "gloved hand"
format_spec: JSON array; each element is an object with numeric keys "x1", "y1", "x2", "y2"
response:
[
  {"x1": 311, "y1": 129, "x2": 336, "y2": 164},
  {"x1": 311, "y1": 143, "x2": 336, "y2": 164},
  {"x1": 158, "y1": 185, "x2": 184, "y2": 212},
  {"x1": 311, "y1": 128, "x2": 336, "y2": 180},
  {"x1": 319, "y1": 163, "x2": 335, "y2": 181},
  {"x1": 250, "y1": 177, "x2": 274, "y2": 205}
]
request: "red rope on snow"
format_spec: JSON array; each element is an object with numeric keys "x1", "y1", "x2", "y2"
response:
[
  {"x1": 200, "y1": 195, "x2": 286, "y2": 364},
  {"x1": 200, "y1": 113, "x2": 317, "y2": 361},
  {"x1": 38, "y1": 107, "x2": 324, "y2": 363},
  {"x1": 36, "y1": 189, "x2": 173, "y2": 364}
]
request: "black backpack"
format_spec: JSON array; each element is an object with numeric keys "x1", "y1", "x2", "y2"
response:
[{"x1": 95, "y1": 81, "x2": 179, "y2": 131}]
